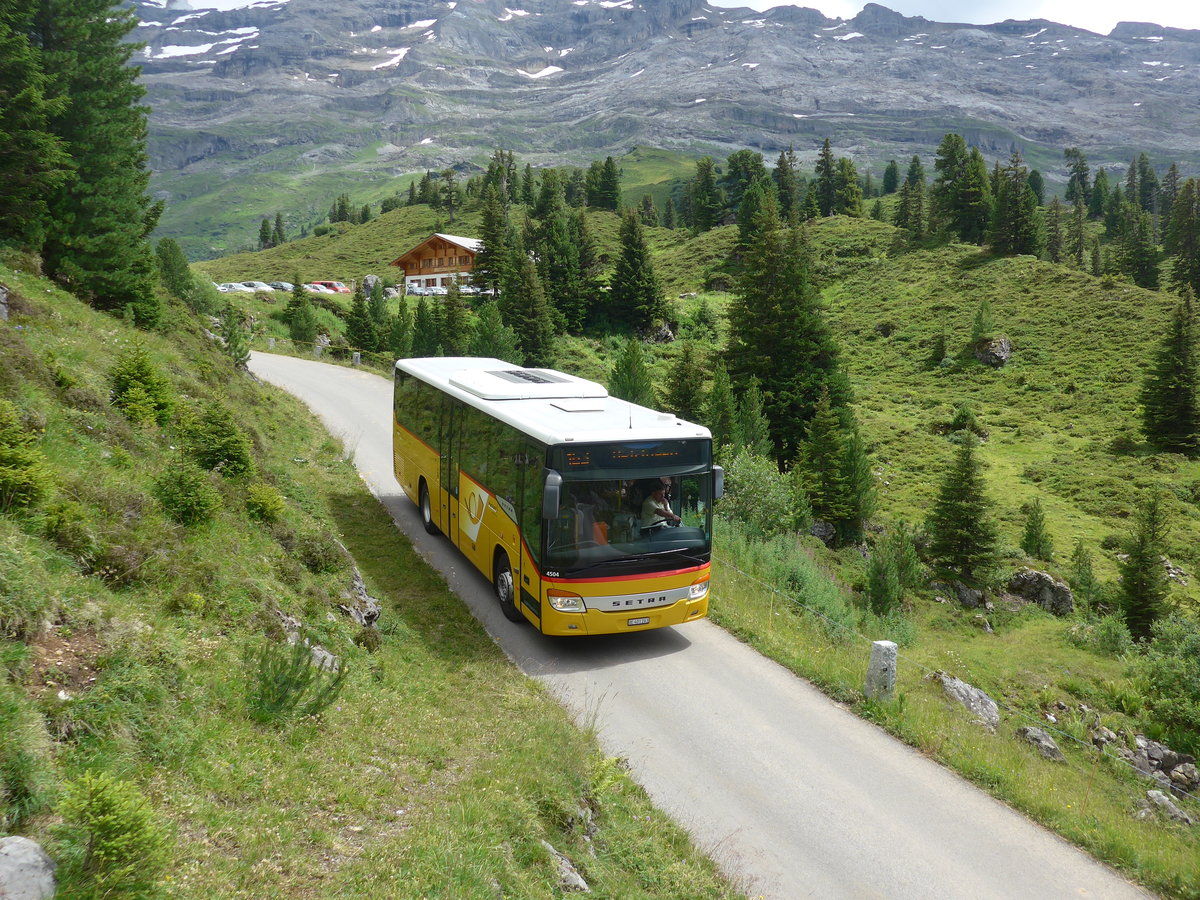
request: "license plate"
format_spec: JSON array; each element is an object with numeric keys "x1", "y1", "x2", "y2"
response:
[{"x1": 627, "y1": 617, "x2": 650, "y2": 626}]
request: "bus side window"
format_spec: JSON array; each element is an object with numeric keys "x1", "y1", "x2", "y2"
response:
[{"x1": 517, "y1": 439, "x2": 544, "y2": 565}]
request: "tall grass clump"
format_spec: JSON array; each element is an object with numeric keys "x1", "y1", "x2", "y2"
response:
[
  {"x1": 0, "y1": 680, "x2": 51, "y2": 831},
  {"x1": 245, "y1": 635, "x2": 348, "y2": 724},
  {"x1": 716, "y1": 518, "x2": 857, "y2": 640},
  {"x1": 718, "y1": 449, "x2": 810, "y2": 540},
  {"x1": 54, "y1": 770, "x2": 168, "y2": 900},
  {"x1": 1136, "y1": 614, "x2": 1200, "y2": 756},
  {"x1": 0, "y1": 526, "x2": 57, "y2": 638}
]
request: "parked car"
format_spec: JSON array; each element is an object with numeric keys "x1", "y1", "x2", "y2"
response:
[
  {"x1": 303, "y1": 283, "x2": 336, "y2": 294},
  {"x1": 241, "y1": 281, "x2": 275, "y2": 292},
  {"x1": 219, "y1": 282, "x2": 255, "y2": 293},
  {"x1": 406, "y1": 285, "x2": 427, "y2": 296},
  {"x1": 269, "y1": 281, "x2": 294, "y2": 292},
  {"x1": 311, "y1": 280, "x2": 350, "y2": 294}
]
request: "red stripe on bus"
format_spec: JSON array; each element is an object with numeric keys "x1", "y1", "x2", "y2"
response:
[
  {"x1": 395, "y1": 418, "x2": 439, "y2": 456},
  {"x1": 542, "y1": 563, "x2": 709, "y2": 585}
]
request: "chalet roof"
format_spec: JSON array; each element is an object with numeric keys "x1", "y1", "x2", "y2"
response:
[{"x1": 389, "y1": 232, "x2": 483, "y2": 268}]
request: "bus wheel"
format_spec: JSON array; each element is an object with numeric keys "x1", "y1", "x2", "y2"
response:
[
  {"x1": 494, "y1": 553, "x2": 524, "y2": 623},
  {"x1": 419, "y1": 480, "x2": 439, "y2": 535}
]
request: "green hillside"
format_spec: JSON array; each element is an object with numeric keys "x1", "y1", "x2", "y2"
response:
[{"x1": 0, "y1": 262, "x2": 739, "y2": 899}]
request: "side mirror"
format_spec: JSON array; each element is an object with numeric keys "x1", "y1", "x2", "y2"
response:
[
  {"x1": 712, "y1": 465, "x2": 724, "y2": 500},
  {"x1": 543, "y1": 469, "x2": 563, "y2": 519}
]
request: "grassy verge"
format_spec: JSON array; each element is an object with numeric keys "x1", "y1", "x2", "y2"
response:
[
  {"x1": 710, "y1": 520, "x2": 1200, "y2": 898},
  {"x1": 0, "y1": 262, "x2": 741, "y2": 899}
]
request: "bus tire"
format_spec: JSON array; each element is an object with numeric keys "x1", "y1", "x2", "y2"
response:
[
  {"x1": 419, "y1": 480, "x2": 439, "y2": 535},
  {"x1": 494, "y1": 552, "x2": 524, "y2": 624}
]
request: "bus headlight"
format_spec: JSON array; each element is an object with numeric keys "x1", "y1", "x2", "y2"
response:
[
  {"x1": 689, "y1": 578, "x2": 710, "y2": 600},
  {"x1": 547, "y1": 589, "x2": 586, "y2": 612}
]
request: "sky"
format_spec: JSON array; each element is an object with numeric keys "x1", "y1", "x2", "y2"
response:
[{"x1": 708, "y1": 0, "x2": 1200, "y2": 35}]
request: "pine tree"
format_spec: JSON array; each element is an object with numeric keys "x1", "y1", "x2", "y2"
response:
[
  {"x1": 1020, "y1": 498, "x2": 1053, "y2": 560},
  {"x1": 1027, "y1": 169, "x2": 1045, "y2": 206},
  {"x1": 439, "y1": 282, "x2": 469, "y2": 356},
  {"x1": 289, "y1": 295, "x2": 318, "y2": 346},
  {"x1": 773, "y1": 146, "x2": 801, "y2": 222},
  {"x1": 389, "y1": 298, "x2": 412, "y2": 358},
  {"x1": 359, "y1": 203, "x2": 372, "y2": 224},
  {"x1": 1045, "y1": 197, "x2": 1064, "y2": 263},
  {"x1": 796, "y1": 388, "x2": 849, "y2": 526},
  {"x1": 1089, "y1": 167, "x2": 1110, "y2": 220},
  {"x1": 893, "y1": 177, "x2": 925, "y2": 237},
  {"x1": 469, "y1": 301, "x2": 520, "y2": 363},
  {"x1": 272, "y1": 211, "x2": 286, "y2": 246},
  {"x1": 833, "y1": 157, "x2": 862, "y2": 216},
  {"x1": 1119, "y1": 492, "x2": 1170, "y2": 641},
  {"x1": 1168, "y1": 179, "x2": 1200, "y2": 297},
  {"x1": 926, "y1": 434, "x2": 999, "y2": 586},
  {"x1": 569, "y1": 208, "x2": 603, "y2": 328},
  {"x1": 220, "y1": 302, "x2": 250, "y2": 369},
  {"x1": 441, "y1": 169, "x2": 459, "y2": 223},
  {"x1": 662, "y1": 197, "x2": 676, "y2": 229},
  {"x1": 704, "y1": 363, "x2": 737, "y2": 454},
  {"x1": 608, "y1": 339, "x2": 654, "y2": 407},
  {"x1": 1068, "y1": 540, "x2": 1100, "y2": 612},
  {"x1": 735, "y1": 377, "x2": 773, "y2": 458},
  {"x1": 930, "y1": 132, "x2": 969, "y2": 235},
  {"x1": 598, "y1": 156, "x2": 621, "y2": 210},
  {"x1": 475, "y1": 185, "x2": 510, "y2": 298},
  {"x1": 35, "y1": 0, "x2": 160, "y2": 325},
  {"x1": 499, "y1": 247, "x2": 555, "y2": 366},
  {"x1": 345, "y1": 283, "x2": 377, "y2": 353},
  {"x1": 1067, "y1": 198, "x2": 1087, "y2": 269},
  {"x1": 258, "y1": 218, "x2": 273, "y2": 250},
  {"x1": 660, "y1": 342, "x2": 706, "y2": 422},
  {"x1": 411, "y1": 298, "x2": 439, "y2": 357},
  {"x1": 368, "y1": 280, "x2": 390, "y2": 346},
  {"x1": 1140, "y1": 293, "x2": 1200, "y2": 455},
  {"x1": 882, "y1": 159, "x2": 900, "y2": 195},
  {"x1": 638, "y1": 194, "x2": 658, "y2": 227},
  {"x1": 989, "y1": 151, "x2": 1040, "y2": 256},
  {"x1": 608, "y1": 209, "x2": 665, "y2": 332},
  {"x1": 0, "y1": 3, "x2": 70, "y2": 250},
  {"x1": 690, "y1": 157, "x2": 722, "y2": 232},
  {"x1": 814, "y1": 138, "x2": 837, "y2": 217},
  {"x1": 155, "y1": 238, "x2": 192, "y2": 299},
  {"x1": 1064, "y1": 147, "x2": 1090, "y2": 206},
  {"x1": 1117, "y1": 207, "x2": 1160, "y2": 289},
  {"x1": 727, "y1": 205, "x2": 851, "y2": 462}
]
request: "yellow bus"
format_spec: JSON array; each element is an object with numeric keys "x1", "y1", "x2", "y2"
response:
[{"x1": 392, "y1": 357, "x2": 723, "y2": 636}]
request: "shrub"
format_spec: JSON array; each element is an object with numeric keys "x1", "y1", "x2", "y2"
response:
[
  {"x1": 108, "y1": 342, "x2": 174, "y2": 427},
  {"x1": 246, "y1": 636, "x2": 348, "y2": 723},
  {"x1": 1066, "y1": 614, "x2": 1133, "y2": 657},
  {"x1": 0, "y1": 398, "x2": 53, "y2": 511},
  {"x1": 1136, "y1": 614, "x2": 1200, "y2": 756},
  {"x1": 292, "y1": 529, "x2": 347, "y2": 574},
  {"x1": 180, "y1": 400, "x2": 256, "y2": 478},
  {"x1": 154, "y1": 458, "x2": 222, "y2": 526},
  {"x1": 245, "y1": 482, "x2": 286, "y2": 523},
  {"x1": 54, "y1": 770, "x2": 167, "y2": 899},
  {"x1": 719, "y1": 450, "x2": 809, "y2": 540}
]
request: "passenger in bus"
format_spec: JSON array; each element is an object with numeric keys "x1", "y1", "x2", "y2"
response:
[{"x1": 641, "y1": 482, "x2": 680, "y2": 530}]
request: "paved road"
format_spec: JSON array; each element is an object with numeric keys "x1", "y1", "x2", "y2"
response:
[{"x1": 249, "y1": 351, "x2": 1151, "y2": 900}]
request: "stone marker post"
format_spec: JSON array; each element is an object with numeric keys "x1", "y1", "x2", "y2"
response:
[
  {"x1": 352, "y1": 352, "x2": 361, "y2": 366},
  {"x1": 267, "y1": 337, "x2": 275, "y2": 350},
  {"x1": 865, "y1": 640, "x2": 897, "y2": 701}
]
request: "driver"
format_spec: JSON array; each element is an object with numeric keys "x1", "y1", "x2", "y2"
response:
[{"x1": 641, "y1": 482, "x2": 680, "y2": 530}]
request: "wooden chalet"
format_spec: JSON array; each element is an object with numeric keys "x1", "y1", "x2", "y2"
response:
[{"x1": 389, "y1": 233, "x2": 482, "y2": 293}]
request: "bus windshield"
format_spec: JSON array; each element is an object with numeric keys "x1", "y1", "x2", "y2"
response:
[{"x1": 545, "y1": 472, "x2": 714, "y2": 577}]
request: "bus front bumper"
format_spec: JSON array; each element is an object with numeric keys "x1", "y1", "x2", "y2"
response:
[{"x1": 539, "y1": 594, "x2": 709, "y2": 636}]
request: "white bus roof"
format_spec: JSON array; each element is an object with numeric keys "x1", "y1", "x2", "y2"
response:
[{"x1": 395, "y1": 357, "x2": 712, "y2": 447}]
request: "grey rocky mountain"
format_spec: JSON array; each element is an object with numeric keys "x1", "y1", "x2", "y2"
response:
[{"x1": 131, "y1": 0, "x2": 1200, "y2": 255}]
